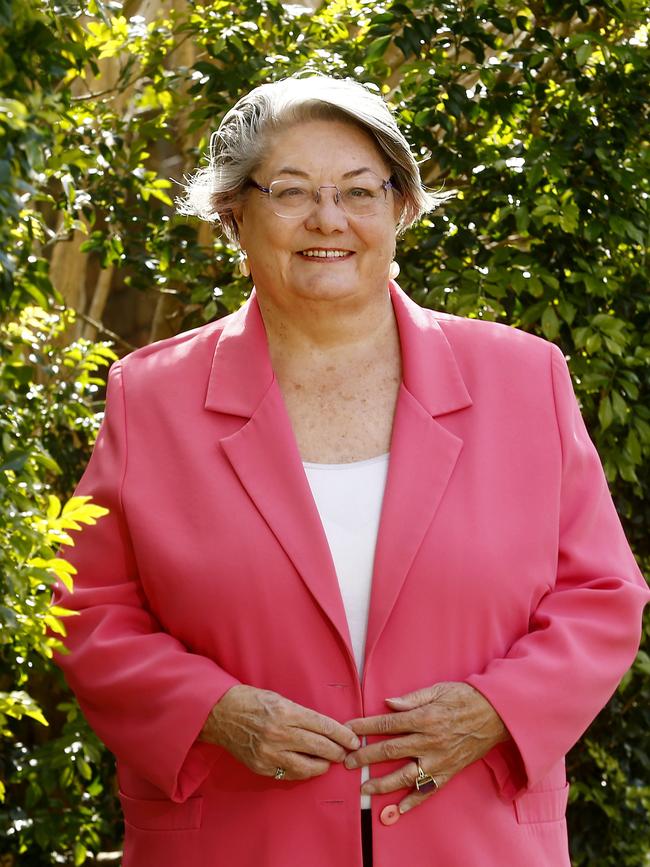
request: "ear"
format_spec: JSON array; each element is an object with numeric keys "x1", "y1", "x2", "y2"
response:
[
  {"x1": 230, "y1": 203, "x2": 248, "y2": 248},
  {"x1": 230, "y1": 202, "x2": 244, "y2": 227},
  {"x1": 392, "y1": 194, "x2": 404, "y2": 227}
]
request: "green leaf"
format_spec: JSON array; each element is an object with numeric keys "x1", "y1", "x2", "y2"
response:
[
  {"x1": 76, "y1": 756, "x2": 93, "y2": 781},
  {"x1": 365, "y1": 35, "x2": 392, "y2": 62},
  {"x1": 598, "y1": 395, "x2": 613, "y2": 430},
  {"x1": 585, "y1": 333, "x2": 602, "y2": 353},
  {"x1": 74, "y1": 842, "x2": 87, "y2": 866},
  {"x1": 0, "y1": 450, "x2": 29, "y2": 472},
  {"x1": 541, "y1": 306, "x2": 560, "y2": 339},
  {"x1": 625, "y1": 429, "x2": 641, "y2": 463},
  {"x1": 611, "y1": 391, "x2": 627, "y2": 422}
]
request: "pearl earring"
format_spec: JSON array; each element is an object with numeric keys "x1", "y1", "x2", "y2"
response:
[
  {"x1": 239, "y1": 255, "x2": 250, "y2": 278},
  {"x1": 389, "y1": 260, "x2": 400, "y2": 280}
]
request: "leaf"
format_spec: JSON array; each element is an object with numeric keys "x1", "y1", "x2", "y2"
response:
[
  {"x1": 58, "y1": 496, "x2": 109, "y2": 529},
  {"x1": 43, "y1": 613, "x2": 67, "y2": 635},
  {"x1": 635, "y1": 650, "x2": 650, "y2": 677},
  {"x1": 76, "y1": 756, "x2": 93, "y2": 781},
  {"x1": 585, "y1": 333, "x2": 602, "y2": 353},
  {"x1": 365, "y1": 35, "x2": 392, "y2": 61},
  {"x1": 560, "y1": 202, "x2": 579, "y2": 234},
  {"x1": 541, "y1": 306, "x2": 560, "y2": 339},
  {"x1": 47, "y1": 495, "x2": 62, "y2": 521},
  {"x1": 625, "y1": 430, "x2": 641, "y2": 463},
  {"x1": 74, "y1": 842, "x2": 87, "y2": 866},
  {"x1": 31, "y1": 558, "x2": 76, "y2": 591},
  {"x1": 576, "y1": 43, "x2": 593, "y2": 66},
  {"x1": 611, "y1": 391, "x2": 627, "y2": 422},
  {"x1": 0, "y1": 450, "x2": 29, "y2": 472},
  {"x1": 598, "y1": 395, "x2": 613, "y2": 430}
]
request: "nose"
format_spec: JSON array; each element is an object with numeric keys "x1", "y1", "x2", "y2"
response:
[{"x1": 304, "y1": 188, "x2": 349, "y2": 233}]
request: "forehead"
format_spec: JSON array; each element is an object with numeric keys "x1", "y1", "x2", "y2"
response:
[{"x1": 260, "y1": 119, "x2": 390, "y2": 178}]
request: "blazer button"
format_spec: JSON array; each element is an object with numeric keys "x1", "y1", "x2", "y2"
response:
[{"x1": 379, "y1": 805, "x2": 400, "y2": 826}]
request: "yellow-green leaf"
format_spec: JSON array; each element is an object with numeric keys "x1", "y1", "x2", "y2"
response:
[{"x1": 47, "y1": 494, "x2": 62, "y2": 520}]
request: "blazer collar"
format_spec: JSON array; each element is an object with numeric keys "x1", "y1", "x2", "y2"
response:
[{"x1": 204, "y1": 281, "x2": 472, "y2": 418}]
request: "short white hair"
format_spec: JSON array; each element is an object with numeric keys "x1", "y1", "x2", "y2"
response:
[{"x1": 176, "y1": 73, "x2": 453, "y2": 243}]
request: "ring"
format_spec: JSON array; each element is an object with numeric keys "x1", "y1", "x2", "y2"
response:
[
  {"x1": 414, "y1": 759, "x2": 439, "y2": 794},
  {"x1": 274, "y1": 767, "x2": 286, "y2": 781}
]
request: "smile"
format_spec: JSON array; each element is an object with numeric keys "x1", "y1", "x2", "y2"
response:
[{"x1": 298, "y1": 249, "x2": 354, "y2": 259}]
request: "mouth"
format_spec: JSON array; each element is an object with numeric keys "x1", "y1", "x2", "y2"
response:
[{"x1": 297, "y1": 248, "x2": 355, "y2": 260}]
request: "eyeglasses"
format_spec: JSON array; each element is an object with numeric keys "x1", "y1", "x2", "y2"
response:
[{"x1": 248, "y1": 173, "x2": 395, "y2": 219}]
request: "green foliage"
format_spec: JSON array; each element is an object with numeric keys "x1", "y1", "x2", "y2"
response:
[
  {"x1": 0, "y1": 0, "x2": 647, "y2": 863},
  {"x1": 0, "y1": 306, "x2": 116, "y2": 860}
]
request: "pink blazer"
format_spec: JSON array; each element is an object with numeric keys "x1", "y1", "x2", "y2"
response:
[{"x1": 55, "y1": 283, "x2": 648, "y2": 867}]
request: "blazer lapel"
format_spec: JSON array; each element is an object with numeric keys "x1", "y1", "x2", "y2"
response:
[
  {"x1": 204, "y1": 285, "x2": 473, "y2": 679},
  {"x1": 363, "y1": 284, "x2": 473, "y2": 675},
  {"x1": 205, "y1": 295, "x2": 355, "y2": 664}
]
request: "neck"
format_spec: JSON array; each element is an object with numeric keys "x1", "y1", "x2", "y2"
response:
[{"x1": 257, "y1": 287, "x2": 398, "y2": 363}]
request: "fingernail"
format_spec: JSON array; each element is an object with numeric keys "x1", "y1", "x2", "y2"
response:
[
  {"x1": 351, "y1": 736, "x2": 361, "y2": 750},
  {"x1": 345, "y1": 756, "x2": 358, "y2": 769},
  {"x1": 399, "y1": 803, "x2": 412, "y2": 814}
]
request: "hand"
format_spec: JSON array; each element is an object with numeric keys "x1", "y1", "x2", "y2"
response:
[
  {"x1": 344, "y1": 682, "x2": 510, "y2": 814},
  {"x1": 200, "y1": 684, "x2": 361, "y2": 781}
]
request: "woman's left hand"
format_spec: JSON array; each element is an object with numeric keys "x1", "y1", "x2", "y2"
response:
[{"x1": 344, "y1": 682, "x2": 510, "y2": 814}]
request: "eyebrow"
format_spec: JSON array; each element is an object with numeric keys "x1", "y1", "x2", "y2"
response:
[{"x1": 275, "y1": 166, "x2": 379, "y2": 179}]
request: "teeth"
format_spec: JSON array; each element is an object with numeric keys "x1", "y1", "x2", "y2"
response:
[{"x1": 300, "y1": 249, "x2": 350, "y2": 258}]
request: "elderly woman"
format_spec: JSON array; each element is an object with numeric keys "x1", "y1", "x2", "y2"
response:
[{"x1": 54, "y1": 74, "x2": 648, "y2": 867}]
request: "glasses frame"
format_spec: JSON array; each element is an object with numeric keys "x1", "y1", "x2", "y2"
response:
[{"x1": 248, "y1": 175, "x2": 395, "y2": 219}]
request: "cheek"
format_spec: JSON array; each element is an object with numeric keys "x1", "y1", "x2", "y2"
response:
[{"x1": 368, "y1": 226, "x2": 397, "y2": 261}]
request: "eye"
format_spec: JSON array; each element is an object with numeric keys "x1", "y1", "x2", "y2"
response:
[
  {"x1": 275, "y1": 186, "x2": 309, "y2": 200},
  {"x1": 346, "y1": 186, "x2": 376, "y2": 199}
]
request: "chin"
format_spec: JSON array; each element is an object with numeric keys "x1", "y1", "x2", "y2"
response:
[{"x1": 292, "y1": 279, "x2": 361, "y2": 302}]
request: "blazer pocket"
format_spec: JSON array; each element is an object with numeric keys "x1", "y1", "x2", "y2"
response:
[
  {"x1": 514, "y1": 783, "x2": 569, "y2": 825},
  {"x1": 119, "y1": 791, "x2": 203, "y2": 831}
]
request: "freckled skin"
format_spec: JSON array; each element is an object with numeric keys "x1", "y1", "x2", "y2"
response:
[{"x1": 233, "y1": 118, "x2": 404, "y2": 464}]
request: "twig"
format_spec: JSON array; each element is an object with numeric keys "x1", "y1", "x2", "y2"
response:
[{"x1": 72, "y1": 309, "x2": 137, "y2": 352}]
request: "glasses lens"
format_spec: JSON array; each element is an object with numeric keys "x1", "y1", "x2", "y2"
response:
[
  {"x1": 340, "y1": 180, "x2": 386, "y2": 216},
  {"x1": 269, "y1": 180, "x2": 312, "y2": 217},
  {"x1": 267, "y1": 175, "x2": 390, "y2": 218}
]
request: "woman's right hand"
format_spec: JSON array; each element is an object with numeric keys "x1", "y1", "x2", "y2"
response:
[{"x1": 199, "y1": 684, "x2": 361, "y2": 780}]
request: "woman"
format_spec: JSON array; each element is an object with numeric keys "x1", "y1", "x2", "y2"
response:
[{"x1": 54, "y1": 74, "x2": 648, "y2": 867}]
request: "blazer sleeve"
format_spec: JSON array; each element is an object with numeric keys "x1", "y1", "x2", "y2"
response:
[
  {"x1": 466, "y1": 342, "x2": 649, "y2": 798},
  {"x1": 53, "y1": 361, "x2": 241, "y2": 802}
]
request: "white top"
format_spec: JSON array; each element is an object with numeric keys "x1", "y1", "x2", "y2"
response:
[{"x1": 303, "y1": 452, "x2": 390, "y2": 810}]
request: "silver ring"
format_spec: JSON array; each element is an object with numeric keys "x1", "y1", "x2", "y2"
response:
[
  {"x1": 414, "y1": 758, "x2": 438, "y2": 793},
  {"x1": 274, "y1": 767, "x2": 286, "y2": 781}
]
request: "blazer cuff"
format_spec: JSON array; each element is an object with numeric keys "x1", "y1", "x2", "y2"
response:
[
  {"x1": 167, "y1": 677, "x2": 241, "y2": 803},
  {"x1": 465, "y1": 678, "x2": 528, "y2": 799}
]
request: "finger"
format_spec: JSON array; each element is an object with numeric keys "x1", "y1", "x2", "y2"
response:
[
  {"x1": 360, "y1": 760, "x2": 418, "y2": 796},
  {"x1": 344, "y1": 734, "x2": 426, "y2": 769},
  {"x1": 290, "y1": 704, "x2": 361, "y2": 751},
  {"x1": 345, "y1": 710, "x2": 419, "y2": 737},
  {"x1": 282, "y1": 729, "x2": 349, "y2": 764},
  {"x1": 273, "y1": 752, "x2": 331, "y2": 781}
]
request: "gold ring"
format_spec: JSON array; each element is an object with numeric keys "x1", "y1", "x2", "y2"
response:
[{"x1": 415, "y1": 759, "x2": 438, "y2": 793}]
